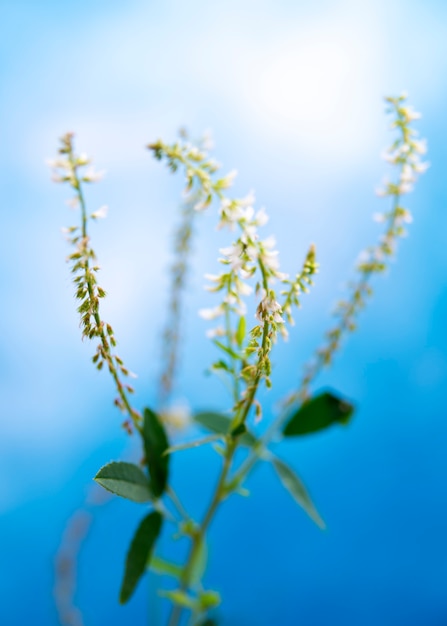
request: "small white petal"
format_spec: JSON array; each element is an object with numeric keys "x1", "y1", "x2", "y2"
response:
[{"x1": 91, "y1": 205, "x2": 109, "y2": 219}]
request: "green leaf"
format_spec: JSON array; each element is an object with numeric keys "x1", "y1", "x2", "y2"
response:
[
  {"x1": 236, "y1": 316, "x2": 246, "y2": 348},
  {"x1": 143, "y1": 407, "x2": 170, "y2": 498},
  {"x1": 212, "y1": 339, "x2": 241, "y2": 360},
  {"x1": 120, "y1": 511, "x2": 163, "y2": 604},
  {"x1": 164, "y1": 434, "x2": 224, "y2": 456},
  {"x1": 194, "y1": 411, "x2": 231, "y2": 435},
  {"x1": 159, "y1": 589, "x2": 197, "y2": 610},
  {"x1": 271, "y1": 457, "x2": 325, "y2": 529},
  {"x1": 211, "y1": 359, "x2": 230, "y2": 372},
  {"x1": 190, "y1": 538, "x2": 208, "y2": 586},
  {"x1": 149, "y1": 555, "x2": 182, "y2": 579},
  {"x1": 193, "y1": 412, "x2": 257, "y2": 447},
  {"x1": 94, "y1": 461, "x2": 152, "y2": 503},
  {"x1": 199, "y1": 590, "x2": 221, "y2": 610},
  {"x1": 282, "y1": 390, "x2": 354, "y2": 437}
]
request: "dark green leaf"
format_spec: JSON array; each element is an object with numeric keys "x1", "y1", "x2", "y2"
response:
[
  {"x1": 283, "y1": 390, "x2": 354, "y2": 437},
  {"x1": 230, "y1": 423, "x2": 247, "y2": 438},
  {"x1": 94, "y1": 461, "x2": 152, "y2": 503},
  {"x1": 120, "y1": 511, "x2": 163, "y2": 604},
  {"x1": 193, "y1": 412, "x2": 256, "y2": 447},
  {"x1": 143, "y1": 408, "x2": 170, "y2": 498},
  {"x1": 271, "y1": 457, "x2": 325, "y2": 529}
]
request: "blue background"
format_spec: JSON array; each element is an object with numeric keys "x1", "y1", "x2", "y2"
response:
[{"x1": 1, "y1": 0, "x2": 447, "y2": 624}]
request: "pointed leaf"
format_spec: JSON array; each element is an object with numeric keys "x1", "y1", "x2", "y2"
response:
[
  {"x1": 120, "y1": 511, "x2": 163, "y2": 604},
  {"x1": 143, "y1": 407, "x2": 170, "y2": 498},
  {"x1": 212, "y1": 340, "x2": 241, "y2": 360},
  {"x1": 236, "y1": 316, "x2": 246, "y2": 348},
  {"x1": 149, "y1": 555, "x2": 182, "y2": 579},
  {"x1": 94, "y1": 461, "x2": 152, "y2": 503},
  {"x1": 159, "y1": 589, "x2": 197, "y2": 610},
  {"x1": 194, "y1": 411, "x2": 231, "y2": 435},
  {"x1": 194, "y1": 412, "x2": 256, "y2": 446},
  {"x1": 271, "y1": 457, "x2": 325, "y2": 529},
  {"x1": 190, "y1": 538, "x2": 208, "y2": 586},
  {"x1": 164, "y1": 434, "x2": 224, "y2": 456},
  {"x1": 283, "y1": 390, "x2": 354, "y2": 437}
]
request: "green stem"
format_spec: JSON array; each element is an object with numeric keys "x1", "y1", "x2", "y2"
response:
[
  {"x1": 69, "y1": 152, "x2": 141, "y2": 431},
  {"x1": 167, "y1": 439, "x2": 236, "y2": 626}
]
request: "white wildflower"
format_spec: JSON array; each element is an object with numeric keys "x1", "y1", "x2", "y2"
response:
[
  {"x1": 401, "y1": 106, "x2": 421, "y2": 122},
  {"x1": 219, "y1": 169, "x2": 238, "y2": 189},
  {"x1": 373, "y1": 212, "x2": 387, "y2": 223},
  {"x1": 219, "y1": 242, "x2": 244, "y2": 271},
  {"x1": 83, "y1": 167, "x2": 106, "y2": 183},
  {"x1": 206, "y1": 326, "x2": 225, "y2": 339},
  {"x1": 400, "y1": 164, "x2": 415, "y2": 184},
  {"x1": 412, "y1": 139, "x2": 427, "y2": 155},
  {"x1": 91, "y1": 205, "x2": 109, "y2": 219},
  {"x1": 255, "y1": 207, "x2": 269, "y2": 226},
  {"x1": 413, "y1": 161, "x2": 430, "y2": 174},
  {"x1": 256, "y1": 293, "x2": 284, "y2": 324},
  {"x1": 199, "y1": 305, "x2": 225, "y2": 320},
  {"x1": 66, "y1": 197, "x2": 80, "y2": 209}
]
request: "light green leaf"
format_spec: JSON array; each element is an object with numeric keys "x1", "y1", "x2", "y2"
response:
[
  {"x1": 213, "y1": 340, "x2": 241, "y2": 360},
  {"x1": 283, "y1": 390, "x2": 354, "y2": 437},
  {"x1": 149, "y1": 555, "x2": 182, "y2": 579},
  {"x1": 164, "y1": 434, "x2": 224, "y2": 456},
  {"x1": 190, "y1": 539, "x2": 208, "y2": 587},
  {"x1": 94, "y1": 461, "x2": 152, "y2": 503},
  {"x1": 159, "y1": 589, "x2": 197, "y2": 610},
  {"x1": 211, "y1": 359, "x2": 231, "y2": 372},
  {"x1": 271, "y1": 457, "x2": 325, "y2": 529},
  {"x1": 143, "y1": 407, "x2": 170, "y2": 498},
  {"x1": 120, "y1": 511, "x2": 163, "y2": 604},
  {"x1": 199, "y1": 590, "x2": 221, "y2": 610},
  {"x1": 236, "y1": 316, "x2": 246, "y2": 348}
]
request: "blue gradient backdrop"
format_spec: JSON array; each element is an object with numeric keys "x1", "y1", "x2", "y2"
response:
[{"x1": 2, "y1": 1, "x2": 447, "y2": 624}]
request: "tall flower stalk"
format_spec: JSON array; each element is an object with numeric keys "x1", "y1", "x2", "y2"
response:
[
  {"x1": 49, "y1": 133, "x2": 140, "y2": 434},
  {"x1": 51, "y1": 93, "x2": 427, "y2": 626}
]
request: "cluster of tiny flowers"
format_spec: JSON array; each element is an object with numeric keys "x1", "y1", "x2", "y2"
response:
[
  {"x1": 158, "y1": 188, "x2": 200, "y2": 410},
  {"x1": 280, "y1": 244, "x2": 319, "y2": 328},
  {"x1": 148, "y1": 138, "x2": 287, "y2": 333},
  {"x1": 149, "y1": 135, "x2": 321, "y2": 419},
  {"x1": 200, "y1": 187, "x2": 293, "y2": 400},
  {"x1": 200, "y1": 200, "x2": 288, "y2": 340},
  {"x1": 294, "y1": 94, "x2": 428, "y2": 403},
  {"x1": 50, "y1": 134, "x2": 140, "y2": 431}
]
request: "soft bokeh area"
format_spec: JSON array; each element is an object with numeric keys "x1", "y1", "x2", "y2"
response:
[{"x1": 2, "y1": 0, "x2": 447, "y2": 624}]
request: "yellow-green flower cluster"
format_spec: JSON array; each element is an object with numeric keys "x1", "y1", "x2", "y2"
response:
[
  {"x1": 295, "y1": 93, "x2": 428, "y2": 402},
  {"x1": 49, "y1": 133, "x2": 140, "y2": 432},
  {"x1": 148, "y1": 137, "x2": 316, "y2": 414}
]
